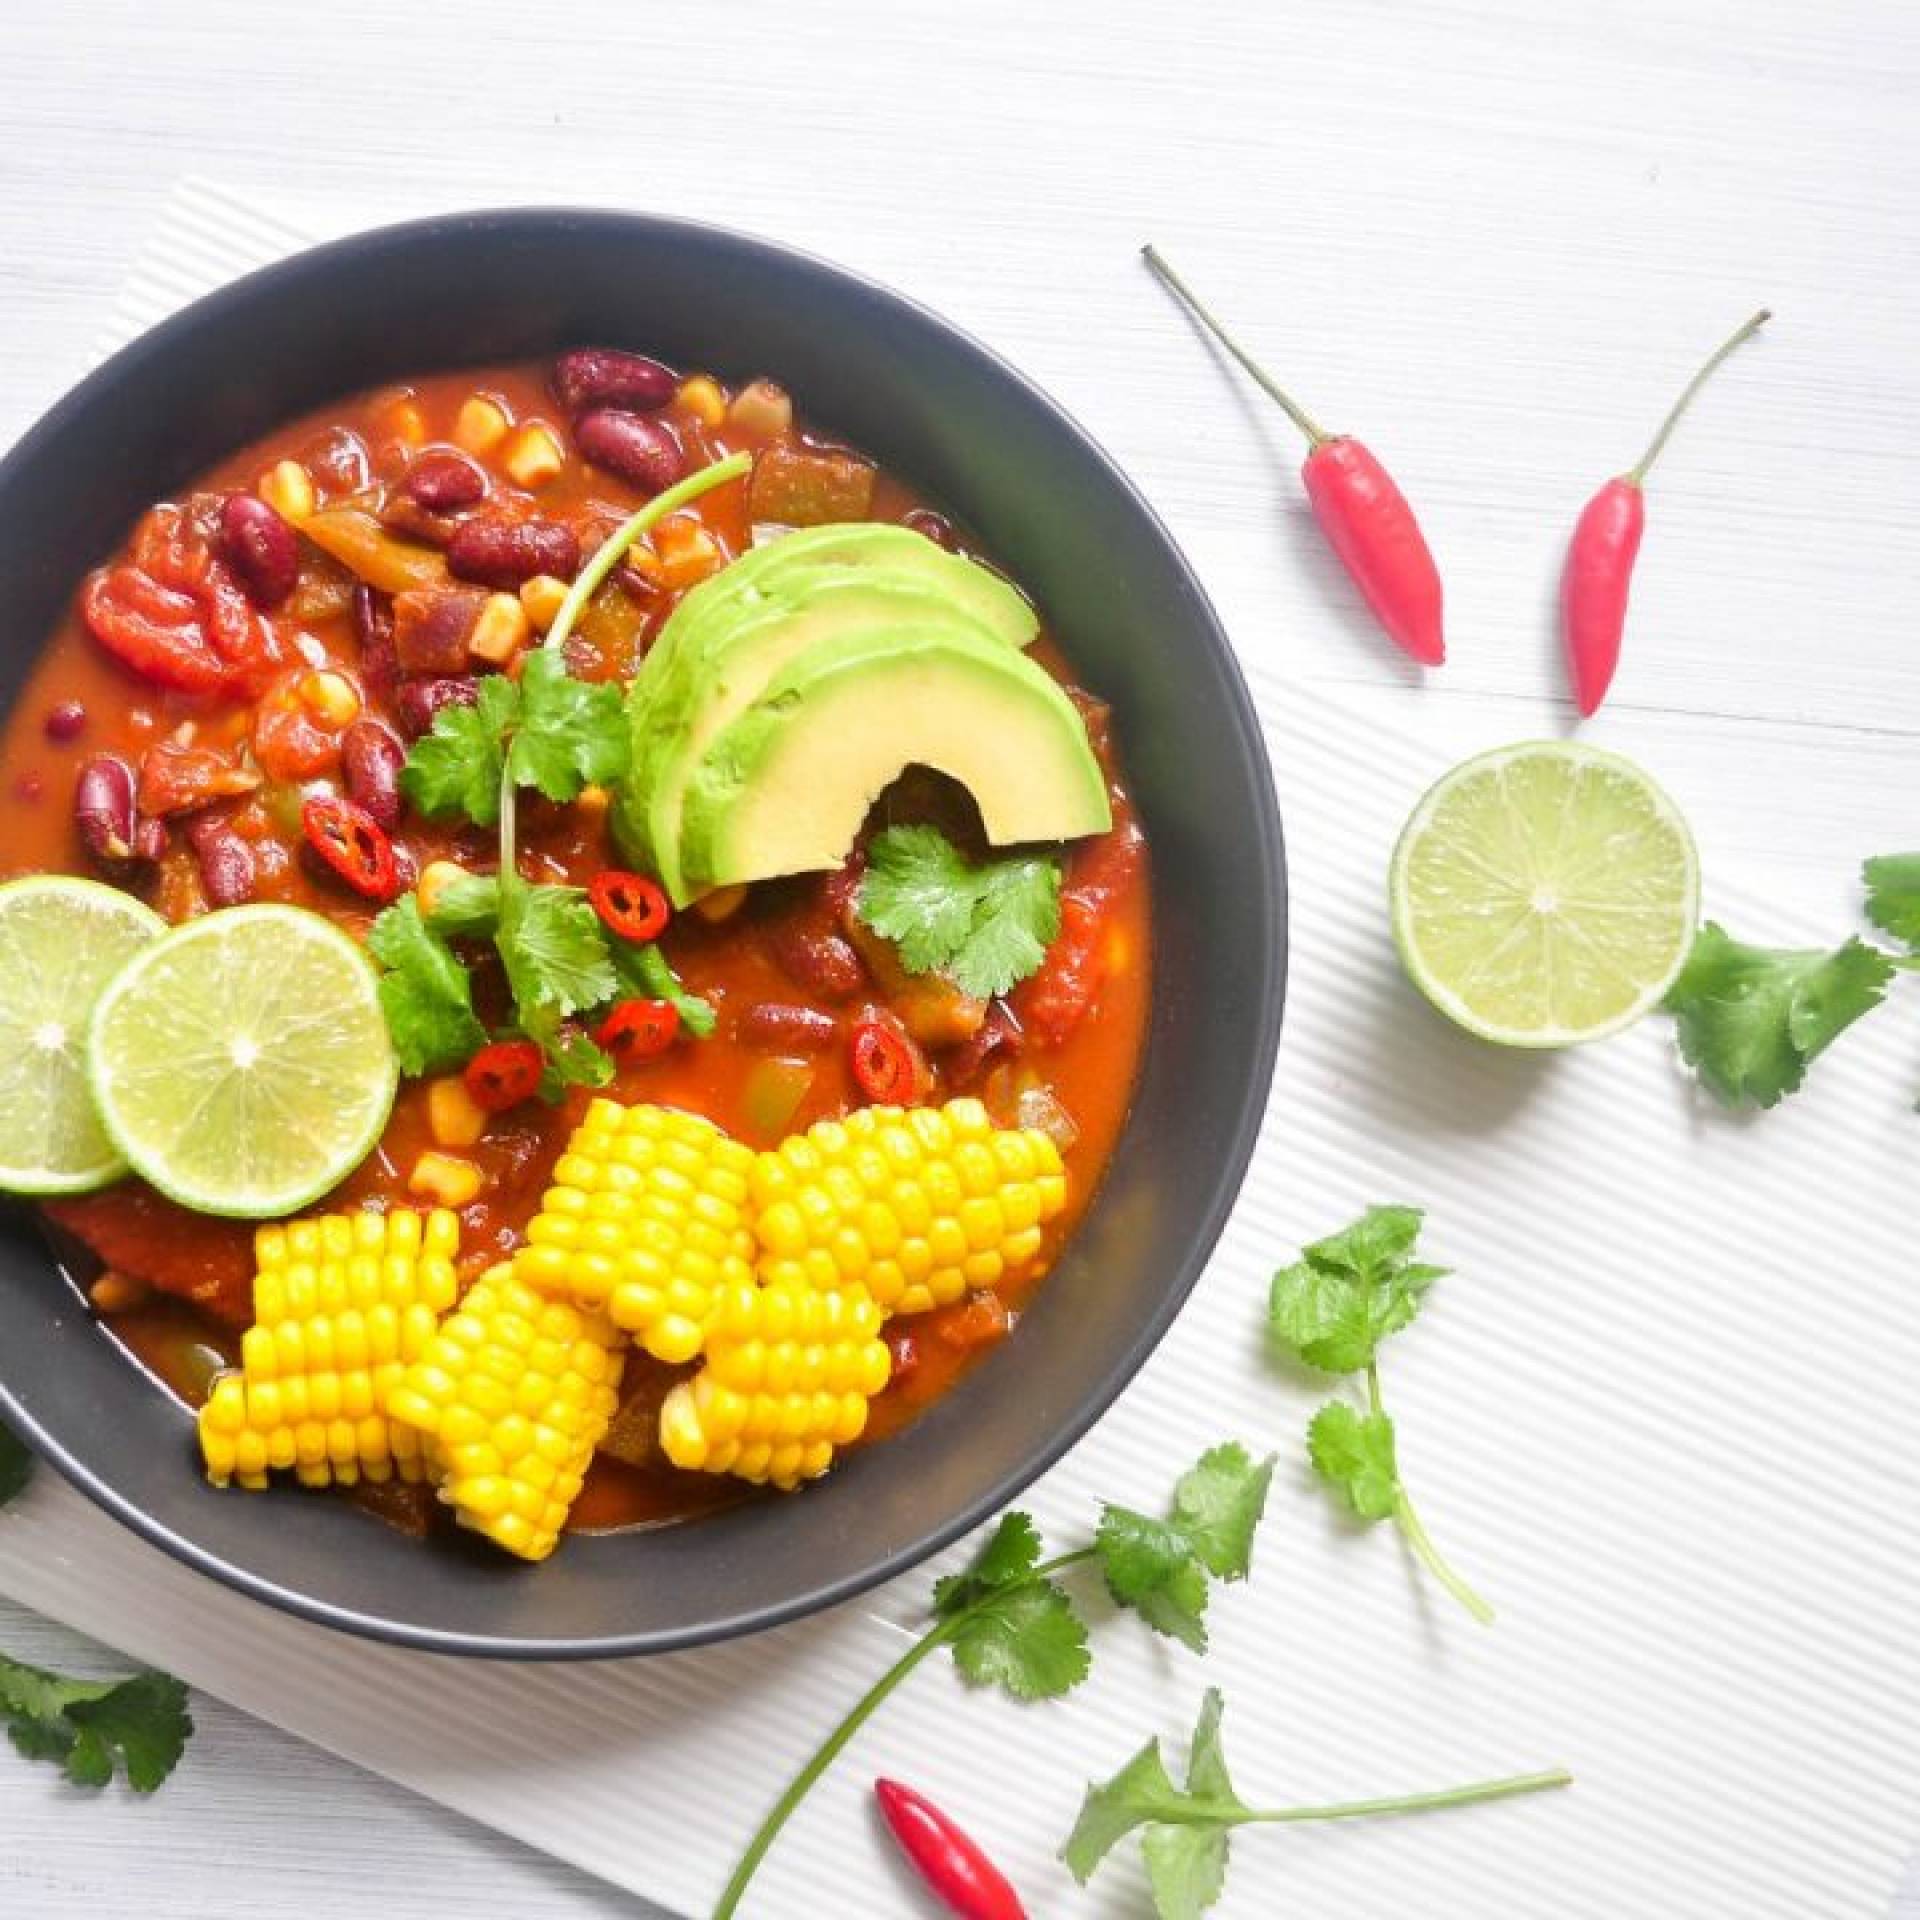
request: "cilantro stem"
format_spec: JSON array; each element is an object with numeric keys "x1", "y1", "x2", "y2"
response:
[
  {"x1": 1368, "y1": 1363, "x2": 1494, "y2": 1627},
  {"x1": 546, "y1": 451, "x2": 752, "y2": 657},
  {"x1": 711, "y1": 1546, "x2": 1097, "y2": 1919},
  {"x1": 1176, "y1": 1767, "x2": 1573, "y2": 1829}
]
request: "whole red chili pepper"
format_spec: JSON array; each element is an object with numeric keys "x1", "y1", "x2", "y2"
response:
[
  {"x1": 1142, "y1": 245, "x2": 1444, "y2": 666},
  {"x1": 301, "y1": 793, "x2": 399, "y2": 900},
  {"x1": 589, "y1": 868, "x2": 672, "y2": 943},
  {"x1": 1562, "y1": 307, "x2": 1769, "y2": 715},
  {"x1": 873, "y1": 1779, "x2": 1027, "y2": 1920}
]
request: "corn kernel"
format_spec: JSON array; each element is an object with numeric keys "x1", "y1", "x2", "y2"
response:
[
  {"x1": 409, "y1": 1151, "x2": 484, "y2": 1209},
  {"x1": 453, "y1": 393, "x2": 512, "y2": 456},
  {"x1": 677, "y1": 374, "x2": 727, "y2": 429},
  {"x1": 297, "y1": 669, "x2": 362, "y2": 728},
  {"x1": 427, "y1": 1074, "x2": 488, "y2": 1149},
  {"x1": 519, "y1": 573, "x2": 570, "y2": 632},
  {"x1": 500, "y1": 420, "x2": 566, "y2": 490},
  {"x1": 195, "y1": 1209, "x2": 459, "y2": 1493},
  {"x1": 468, "y1": 591, "x2": 532, "y2": 666},
  {"x1": 416, "y1": 860, "x2": 470, "y2": 922},
  {"x1": 258, "y1": 458, "x2": 316, "y2": 522}
]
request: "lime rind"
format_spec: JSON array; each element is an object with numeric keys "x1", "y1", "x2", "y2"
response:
[
  {"x1": 0, "y1": 874, "x2": 164, "y2": 1194},
  {"x1": 87, "y1": 904, "x2": 399, "y2": 1219},
  {"x1": 1389, "y1": 740, "x2": 1700, "y2": 1050}
]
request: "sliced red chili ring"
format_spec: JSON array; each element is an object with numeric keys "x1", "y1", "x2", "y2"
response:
[
  {"x1": 849, "y1": 1016, "x2": 928, "y2": 1106},
  {"x1": 594, "y1": 997, "x2": 680, "y2": 1063},
  {"x1": 301, "y1": 793, "x2": 399, "y2": 900},
  {"x1": 463, "y1": 1039, "x2": 545, "y2": 1112},
  {"x1": 589, "y1": 869, "x2": 671, "y2": 943}
]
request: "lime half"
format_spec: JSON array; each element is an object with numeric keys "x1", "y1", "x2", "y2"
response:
[
  {"x1": 0, "y1": 875, "x2": 165, "y2": 1193},
  {"x1": 88, "y1": 904, "x2": 398, "y2": 1218},
  {"x1": 1389, "y1": 741, "x2": 1699, "y2": 1048}
]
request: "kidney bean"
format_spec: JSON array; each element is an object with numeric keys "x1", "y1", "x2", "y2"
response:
[
  {"x1": 389, "y1": 841, "x2": 419, "y2": 895},
  {"x1": 216, "y1": 493, "x2": 300, "y2": 609},
  {"x1": 43, "y1": 700, "x2": 86, "y2": 743},
  {"x1": 299, "y1": 426, "x2": 371, "y2": 496},
  {"x1": 766, "y1": 924, "x2": 867, "y2": 1002},
  {"x1": 395, "y1": 674, "x2": 479, "y2": 740},
  {"x1": 737, "y1": 1003, "x2": 839, "y2": 1052},
  {"x1": 552, "y1": 348, "x2": 677, "y2": 415},
  {"x1": 185, "y1": 814, "x2": 256, "y2": 908},
  {"x1": 901, "y1": 507, "x2": 959, "y2": 552},
  {"x1": 404, "y1": 447, "x2": 488, "y2": 512},
  {"x1": 446, "y1": 516, "x2": 580, "y2": 589},
  {"x1": 340, "y1": 718, "x2": 406, "y2": 829},
  {"x1": 352, "y1": 585, "x2": 400, "y2": 704},
  {"x1": 574, "y1": 410, "x2": 686, "y2": 493},
  {"x1": 74, "y1": 755, "x2": 141, "y2": 865}
]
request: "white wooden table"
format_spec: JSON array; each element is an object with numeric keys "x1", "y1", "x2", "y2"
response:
[{"x1": 2, "y1": 1, "x2": 1917, "y2": 1913}]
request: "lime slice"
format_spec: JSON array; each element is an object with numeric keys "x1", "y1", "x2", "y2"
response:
[
  {"x1": 88, "y1": 904, "x2": 398, "y2": 1218},
  {"x1": 1389, "y1": 741, "x2": 1699, "y2": 1048},
  {"x1": 0, "y1": 875, "x2": 165, "y2": 1193}
]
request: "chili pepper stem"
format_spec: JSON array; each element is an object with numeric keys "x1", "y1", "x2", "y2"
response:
[
  {"x1": 1140, "y1": 245, "x2": 1331, "y2": 447},
  {"x1": 1627, "y1": 308, "x2": 1771, "y2": 486},
  {"x1": 711, "y1": 1549, "x2": 1096, "y2": 1920}
]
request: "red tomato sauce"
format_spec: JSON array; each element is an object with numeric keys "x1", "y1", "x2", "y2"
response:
[{"x1": 0, "y1": 358, "x2": 1152, "y2": 1537}]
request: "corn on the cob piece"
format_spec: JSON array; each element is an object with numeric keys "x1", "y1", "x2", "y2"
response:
[
  {"x1": 197, "y1": 1209, "x2": 460, "y2": 1492},
  {"x1": 516, "y1": 1100, "x2": 756, "y2": 1364},
  {"x1": 388, "y1": 1264, "x2": 624, "y2": 1561},
  {"x1": 750, "y1": 1099, "x2": 1067, "y2": 1316},
  {"x1": 659, "y1": 1273, "x2": 891, "y2": 1490}
]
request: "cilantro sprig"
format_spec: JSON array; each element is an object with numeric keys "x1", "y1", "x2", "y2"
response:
[
  {"x1": 856, "y1": 824, "x2": 1062, "y2": 999},
  {"x1": 1661, "y1": 853, "x2": 1920, "y2": 1110},
  {"x1": 1268, "y1": 1206, "x2": 1492, "y2": 1624},
  {"x1": 711, "y1": 1441, "x2": 1273, "y2": 1919},
  {"x1": 374, "y1": 457, "x2": 745, "y2": 1087},
  {"x1": 0, "y1": 1417, "x2": 193, "y2": 1793},
  {"x1": 1064, "y1": 1689, "x2": 1571, "y2": 1918}
]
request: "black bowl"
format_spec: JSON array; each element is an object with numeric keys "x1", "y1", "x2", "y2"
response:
[{"x1": 0, "y1": 211, "x2": 1285, "y2": 1656}]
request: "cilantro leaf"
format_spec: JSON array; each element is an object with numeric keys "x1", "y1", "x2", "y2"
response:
[
  {"x1": 1096, "y1": 1508, "x2": 1212, "y2": 1652},
  {"x1": 1267, "y1": 1204, "x2": 1443, "y2": 1374},
  {"x1": 1307, "y1": 1401, "x2": 1401, "y2": 1522},
  {"x1": 0, "y1": 1658, "x2": 191, "y2": 1792},
  {"x1": 610, "y1": 939, "x2": 718, "y2": 1039},
  {"x1": 368, "y1": 896, "x2": 487, "y2": 1075},
  {"x1": 933, "y1": 1510, "x2": 1044, "y2": 1616},
  {"x1": 519, "y1": 1004, "x2": 616, "y2": 1103},
  {"x1": 400, "y1": 675, "x2": 518, "y2": 826},
  {"x1": 0, "y1": 1420, "x2": 31, "y2": 1507},
  {"x1": 1170, "y1": 1442, "x2": 1273, "y2": 1580},
  {"x1": 497, "y1": 884, "x2": 618, "y2": 1017},
  {"x1": 1864, "y1": 855, "x2": 1920, "y2": 949},
  {"x1": 506, "y1": 649, "x2": 628, "y2": 804},
  {"x1": 947, "y1": 1579, "x2": 1090, "y2": 1701},
  {"x1": 424, "y1": 873, "x2": 502, "y2": 940},
  {"x1": 1665, "y1": 923, "x2": 1894, "y2": 1108},
  {"x1": 1063, "y1": 1689, "x2": 1246, "y2": 1907},
  {"x1": 857, "y1": 825, "x2": 1062, "y2": 999},
  {"x1": 1095, "y1": 1444, "x2": 1273, "y2": 1651}
]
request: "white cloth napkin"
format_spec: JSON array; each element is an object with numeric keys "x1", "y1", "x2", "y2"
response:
[{"x1": 2, "y1": 182, "x2": 1916, "y2": 1919}]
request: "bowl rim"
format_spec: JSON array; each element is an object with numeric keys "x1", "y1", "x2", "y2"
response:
[{"x1": 0, "y1": 205, "x2": 1287, "y2": 1657}]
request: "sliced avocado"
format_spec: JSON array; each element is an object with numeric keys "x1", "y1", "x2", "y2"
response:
[
  {"x1": 624, "y1": 580, "x2": 1009, "y2": 902},
  {"x1": 676, "y1": 628, "x2": 1112, "y2": 898},
  {"x1": 649, "y1": 525, "x2": 1038, "y2": 685}
]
